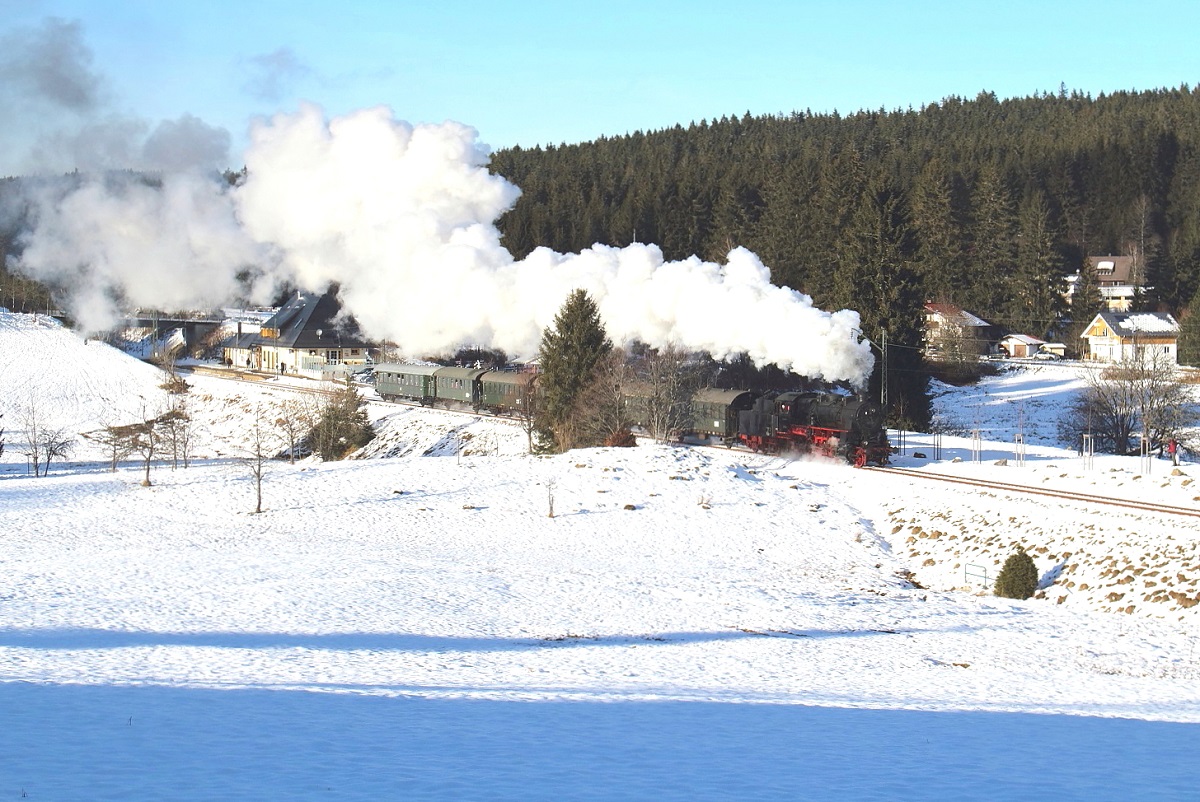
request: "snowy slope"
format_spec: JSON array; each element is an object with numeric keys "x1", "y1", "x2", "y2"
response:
[
  {"x1": 2, "y1": 311, "x2": 1199, "y2": 800},
  {"x1": 0, "y1": 311, "x2": 170, "y2": 437}
]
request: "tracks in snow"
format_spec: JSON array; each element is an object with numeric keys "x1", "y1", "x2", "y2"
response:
[{"x1": 866, "y1": 466, "x2": 1200, "y2": 519}]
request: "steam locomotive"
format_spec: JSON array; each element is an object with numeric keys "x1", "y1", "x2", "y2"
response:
[
  {"x1": 372, "y1": 363, "x2": 890, "y2": 466},
  {"x1": 732, "y1": 391, "x2": 890, "y2": 467}
]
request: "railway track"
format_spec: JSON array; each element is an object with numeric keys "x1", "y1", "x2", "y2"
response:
[
  {"x1": 866, "y1": 465, "x2": 1200, "y2": 519},
  {"x1": 182, "y1": 365, "x2": 344, "y2": 397}
]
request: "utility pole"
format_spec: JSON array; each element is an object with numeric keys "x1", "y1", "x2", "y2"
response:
[{"x1": 880, "y1": 327, "x2": 888, "y2": 408}]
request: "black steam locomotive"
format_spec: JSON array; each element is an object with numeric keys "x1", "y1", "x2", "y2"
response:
[{"x1": 733, "y1": 391, "x2": 890, "y2": 467}]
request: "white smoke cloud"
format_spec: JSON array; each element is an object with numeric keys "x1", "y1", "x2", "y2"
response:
[
  {"x1": 16, "y1": 173, "x2": 274, "y2": 333},
  {"x1": 233, "y1": 105, "x2": 873, "y2": 383},
  {"x1": 12, "y1": 102, "x2": 873, "y2": 384}
]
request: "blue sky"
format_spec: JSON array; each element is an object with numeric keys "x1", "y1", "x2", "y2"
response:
[{"x1": 3, "y1": 0, "x2": 1200, "y2": 169}]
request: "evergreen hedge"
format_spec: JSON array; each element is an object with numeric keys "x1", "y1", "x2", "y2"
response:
[{"x1": 994, "y1": 547, "x2": 1039, "y2": 599}]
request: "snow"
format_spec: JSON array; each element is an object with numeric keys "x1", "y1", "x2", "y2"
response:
[
  {"x1": 2, "y1": 311, "x2": 1200, "y2": 800},
  {"x1": 1116, "y1": 313, "x2": 1179, "y2": 333}
]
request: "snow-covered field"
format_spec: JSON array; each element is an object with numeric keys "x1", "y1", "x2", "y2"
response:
[{"x1": 2, "y1": 311, "x2": 1199, "y2": 800}]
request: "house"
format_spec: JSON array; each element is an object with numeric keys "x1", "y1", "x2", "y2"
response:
[
  {"x1": 1080, "y1": 311, "x2": 1179, "y2": 364},
  {"x1": 1066, "y1": 256, "x2": 1145, "y2": 312},
  {"x1": 998, "y1": 333, "x2": 1046, "y2": 358},
  {"x1": 224, "y1": 289, "x2": 374, "y2": 377},
  {"x1": 923, "y1": 303, "x2": 998, "y2": 358},
  {"x1": 1039, "y1": 342, "x2": 1068, "y2": 358}
]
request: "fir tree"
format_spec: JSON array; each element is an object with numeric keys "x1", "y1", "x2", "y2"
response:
[
  {"x1": 1006, "y1": 190, "x2": 1066, "y2": 337},
  {"x1": 994, "y1": 547, "x2": 1039, "y2": 599},
  {"x1": 966, "y1": 165, "x2": 1018, "y2": 319},
  {"x1": 832, "y1": 173, "x2": 931, "y2": 430},
  {"x1": 910, "y1": 160, "x2": 967, "y2": 301},
  {"x1": 1176, "y1": 288, "x2": 1200, "y2": 367},
  {"x1": 536, "y1": 289, "x2": 613, "y2": 452},
  {"x1": 309, "y1": 383, "x2": 374, "y2": 460},
  {"x1": 1067, "y1": 256, "x2": 1105, "y2": 355}
]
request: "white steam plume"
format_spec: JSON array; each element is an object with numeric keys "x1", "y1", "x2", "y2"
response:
[
  {"x1": 235, "y1": 104, "x2": 873, "y2": 384},
  {"x1": 11, "y1": 103, "x2": 873, "y2": 384},
  {"x1": 16, "y1": 174, "x2": 273, "y2": 333}
]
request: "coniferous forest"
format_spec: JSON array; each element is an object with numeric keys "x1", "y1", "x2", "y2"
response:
[{"x1": 489, "y1": 87, "x2": 1200, "y2": 426}]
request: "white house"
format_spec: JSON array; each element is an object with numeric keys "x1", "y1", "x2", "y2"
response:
[
  {"x1": 1066, "y1": 256, "x2": 1145, "y2": 312},
  {"x1": 998, "y1": 333, "x2": 1046, "y2": 358},
  {"x1": 923, "y1": 303, "x2": 998, "y2": 358},
  {"x1": 224, "y1": 290, "x2": 373, "y2": 377}
]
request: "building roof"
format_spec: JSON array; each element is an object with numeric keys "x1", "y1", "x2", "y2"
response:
[
  {"x1": 1086, "y1": 255, "x2": 1137, "y2": 285},
  {"x1": 1000, "y1": 334, "x2": 1046, "y2": 346},
  {"x1": 260, "y1": 290, "x2": 371, "y2": 350},
  {"x1": 923, "y1": 303, "x2": 991, "y2": 328},
  {"x1": 1088, "y1": 311, "x2": 1179, "y2": 338}
]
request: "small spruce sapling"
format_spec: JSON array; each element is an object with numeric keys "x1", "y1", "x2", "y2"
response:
[{"x1": 994, "y1": 546, "x2": 1039, "y2": 599}]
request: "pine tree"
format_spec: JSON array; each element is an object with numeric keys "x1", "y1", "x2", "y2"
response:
[
  {"x1": 1067, "y1": 256, "x2": 1104, "y2": 355},
  {"x1": 966, "y1": 165, "x2": 1018, "y2": 319},
  {"x1": 536, "y1": 289, "x2": 613, "y2": 452},
  {"x1": 832, "y1": 173, "x2": 931, "y2": 430},
  {"x1": 309, "y1": 383, "x2": 374, "y2": 460},
  {"x1": 994, "y1": 547, "x2": 1039, "y2": 599},
  {"x1": 1176, "y1": 289, "x2": 1200, "y2": 367},
  {"x1": 910, "y1": 160, "x2": 967, "y2": 300},
  {"x1": 1006, "y1": 190, "x2": 1065, "y2": 337}
]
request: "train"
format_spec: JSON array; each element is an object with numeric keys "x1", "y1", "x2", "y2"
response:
[{"x1": 371, "y1": 363, "x2": 890, "y2": 466}]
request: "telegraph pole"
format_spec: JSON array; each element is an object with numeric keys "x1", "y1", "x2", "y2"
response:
[{"x1": 880, "y1": 327, "x2": 888, "y2": 408}]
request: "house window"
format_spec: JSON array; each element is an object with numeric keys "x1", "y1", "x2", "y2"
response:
[
  {"x1": 1097, "y1": 260, "x2": 1115, "y2": 274},
  {"x1": 327, "y1": 350, "x2": 341, "y2": 364}
]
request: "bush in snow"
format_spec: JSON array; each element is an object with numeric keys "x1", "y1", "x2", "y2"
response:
[{"x1": 994, "y1": 547, "x2": 1038, "y2": 599}]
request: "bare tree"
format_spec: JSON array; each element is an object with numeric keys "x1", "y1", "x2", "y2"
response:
[
  {"x1": 127, "y1": 406, "x2": 162, "y2": 487},
  {"x1": 0, "y1": 412, "x2": 5, "y2": 458},
  {"x1": 83, "y1": 421, "x2": 136, "y2": 472},
  {"x1": 158, "y1": 397, "x2": 194, "y2": 469},
  {"x1": 17, "y1": 399, "x2": 45, "y2": 477},
  {"x1": 242, "y1": 404, "x2": 283, "y2": 514},
  {"x1": 38, "y1": 427, "x2": 75, "y2": 476},
  {"x1": 499, "y1": 372, "x2": 543, "y2": 454},
  {"x1": 577, "y1": 350, "x2": 636, "y2": 447},
  {"x1": 17, "y1": 398, "x2": 75, "y2": 477},
  {"x1": 634, "y1": 343, "x2": 701, "y2": 443},
  {"x1": 274, "y1": 396, "x2": 317, "y2": 464},
  {"x1": 153, "y1": 337, "x2": 190, "y2": 395},
  {"x1": 1058, "y1": 346, "x2": 1195, "y2": 454},
  {"x1": 927, "y1": 320, "x2": 986, "y2": 382}
]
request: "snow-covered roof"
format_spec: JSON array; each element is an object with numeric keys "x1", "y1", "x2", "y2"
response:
[
  {"x1": 924, "y1": 302, "x2": 991, "y2": 328},
  {"x1": 1000, "y1": 334, "x2": 1045, "y2": 346},
  {"x1": 1096, "y1": 311, "x2": 1180, "y2": 335}
]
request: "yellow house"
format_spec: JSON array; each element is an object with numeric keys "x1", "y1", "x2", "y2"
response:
[{"x1": 1081, "y1": 312, "x2": 1179, "y2": 364}]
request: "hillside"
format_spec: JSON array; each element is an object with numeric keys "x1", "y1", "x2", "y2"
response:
[
  {"x1": 0, "y1": 310, "x2": 169, "y2": 433},
  {"x1": 1, "y1": 310, "x2": 1199, "y2": 798}
]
